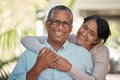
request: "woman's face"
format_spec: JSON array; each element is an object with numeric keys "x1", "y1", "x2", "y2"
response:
[{"x1": 76, "y1": 19, "x2": 99, "y2": 50}]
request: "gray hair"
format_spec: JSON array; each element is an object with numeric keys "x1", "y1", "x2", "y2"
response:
[{"x1": 47, "y1": 5, "x2": 73, "y2": 24}]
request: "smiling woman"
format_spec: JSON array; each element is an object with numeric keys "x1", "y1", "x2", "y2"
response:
[{"x1": 76, "y1": 21, "x2": 99, "y2": 51}]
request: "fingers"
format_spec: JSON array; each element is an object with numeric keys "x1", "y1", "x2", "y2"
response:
[
  {"x1": 38, "y1": 49, "x2": 48, "y2": 58},
  {"x1": 38, "y1": 49, "x2": 60, "y2": 68},
  {"x1": 45, "y1": 51, "x2": 56, "y2": 60},
  {"x1": 54, "y1": 56, "x2": 64, "y2": 64},
  {"x1": 39, "y1": 47, "x2": 48, "y2": 56},
  {"x1": 53, "y1": 57, "x2": 61, "y2": 68},
  {"x1": 53, "y1": 57, "x2": 72, "y2": 72},
  {"x1": 38, "y1": 48, "x2": 71, "y2": 70}
]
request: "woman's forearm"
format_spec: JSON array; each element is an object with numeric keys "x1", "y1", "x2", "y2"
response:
[
  {"x1": 68, "y1": 66, "x2": 95, "y2": 80},
  {"x1": 68, "y1": 46, "x2": 109, "y2": 80},
  {"x1": 21, "y1": 34, "x2": 76, "y2": 54},
  {"x1": 21, "y1": 36, "x2": 46, "y2": 54}
]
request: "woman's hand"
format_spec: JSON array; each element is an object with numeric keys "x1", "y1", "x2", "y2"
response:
[
  {"x1": 54, "y1": 56, "x2": 72, "y2": 72},
  {"x1": 38, "y1": 48, "x2": 72, "y2": 72}
]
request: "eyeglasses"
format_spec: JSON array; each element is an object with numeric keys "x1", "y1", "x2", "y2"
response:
[
  {"x1": 48, "y1": 20, "x2": 72, "y2": 28},
  {"x1": 81, "y1": 24, "x2": 97, "y2": 38}
]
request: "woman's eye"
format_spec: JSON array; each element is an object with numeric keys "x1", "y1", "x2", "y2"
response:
[{"x1": 89, "y1": 32, "x2": 96, "y2": 37}]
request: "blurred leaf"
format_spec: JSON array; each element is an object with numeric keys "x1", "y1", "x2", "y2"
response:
[
  {"x1": 65, "y1": 0, "x2": 75, "y2": 8},
  {"x1": 0, "y1": 57, "x2": 18, "y2": 80}
]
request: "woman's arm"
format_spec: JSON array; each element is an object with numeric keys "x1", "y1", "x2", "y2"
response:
[
  {"x1": 68, "y1": 34, "x2": 76, "y2": 44},
  {"x1": 21, "y1": 35, "x2": 108, "y2": 80},
  {"x1": 68, "y1": 45, "x2": 109, "y2": 80},
  {"x1": 21, "y1": 36, "x2": 47, "y2": 54},
  {"x1": 21, "y1": 34, "x2": 76, "y2": 54},
  {"x1": 91, "y1": 45, "x2": 109, "y2": 80}
]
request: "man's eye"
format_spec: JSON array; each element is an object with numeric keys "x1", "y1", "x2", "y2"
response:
[
  {"x1": 63, "y1": 22, "x2": 69, "y2": 25},
  {"x1": 55, "y1": 21, "x2": 60, "y2": 23},
  {"x1": 54, "y1": 21, "x2": 60, "y2": 24}
]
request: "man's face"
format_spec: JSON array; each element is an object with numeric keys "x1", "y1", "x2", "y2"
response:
[{"x1": 46, "y1": 10, "x2": 72, "y2": 45}]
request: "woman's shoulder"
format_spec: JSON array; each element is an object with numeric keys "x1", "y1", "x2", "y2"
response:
[
  {"x1": 90, "y1": 42, "x2": 109, "y2": 56},
  {"x1": 68, "y1": 34, "x2": 76, "y2": 43}
]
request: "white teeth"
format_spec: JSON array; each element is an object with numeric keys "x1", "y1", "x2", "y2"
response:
[
  {"x1": 80, "y1": 35, "x2": 86, "y2": 40},
  {"x1": 55, "y1": 31, "x2": 63, "y2": 35}
]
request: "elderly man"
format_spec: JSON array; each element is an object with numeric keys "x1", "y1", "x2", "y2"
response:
[{"x1": 8, "y1": 5, "x2": 93, "y2": 80}]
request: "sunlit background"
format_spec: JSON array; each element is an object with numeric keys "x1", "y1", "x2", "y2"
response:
[{"x1": 0, "y1": 0, "x2": 120, "y2": 80}]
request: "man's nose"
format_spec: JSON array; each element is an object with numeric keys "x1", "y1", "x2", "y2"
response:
[{"x1": 57, "y1": 23, "x2": 64, "y2": 29}]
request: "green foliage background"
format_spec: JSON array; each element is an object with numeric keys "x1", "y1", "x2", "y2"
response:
[
  {"x1": 0, "y1": 0, "x2": 75, "y2": 79},
  {"x1": 0, "y1": 0, "x2": 120, "y2": 79}
]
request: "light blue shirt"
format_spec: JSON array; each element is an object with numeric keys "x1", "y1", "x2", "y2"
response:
[{"x1": 8, "y1": 40, "x2": 93, "y2": 80}]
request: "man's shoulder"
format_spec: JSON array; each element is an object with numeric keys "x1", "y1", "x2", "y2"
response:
[
  {"x1": 21, "y1": 50, "x2": 37, "y2": 57},
  {"x1": 23, "y1": 50, "x2": 36, "y2": 54},
  {"x1": 68, "y1": 42, "x2": 91, "y2": 55},
  {"x1": 68, "y1": 42, "x2": 88, "y2": 50}
]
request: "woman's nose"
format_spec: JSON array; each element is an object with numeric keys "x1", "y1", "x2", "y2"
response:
[{"x1": 82, "y1": 30, "x2": 89, "y2": 37}]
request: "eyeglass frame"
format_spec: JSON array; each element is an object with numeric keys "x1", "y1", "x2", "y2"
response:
[
  {"x1": 47, "y1": 20, "x2": 72, "y2": 28},
  {"x1": 80, "y1": 24, "x2": 98, "y2": 38}
]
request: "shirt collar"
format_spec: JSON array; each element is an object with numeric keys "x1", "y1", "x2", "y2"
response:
[{"x1": 43, "y1": 39, "x2": 69, "y2": 51}]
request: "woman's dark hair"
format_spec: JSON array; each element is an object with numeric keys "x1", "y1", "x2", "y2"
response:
[{"x1": 83, "y1": 15, "x2": 111, "y2": 43}]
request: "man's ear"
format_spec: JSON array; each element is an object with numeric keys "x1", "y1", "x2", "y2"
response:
[
  {"x1": 45, "y1": 20, "x2": 49, "y2": 29},
  {"x1": 69, "y1": 25, "x2": 73, "y2": 33}
]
